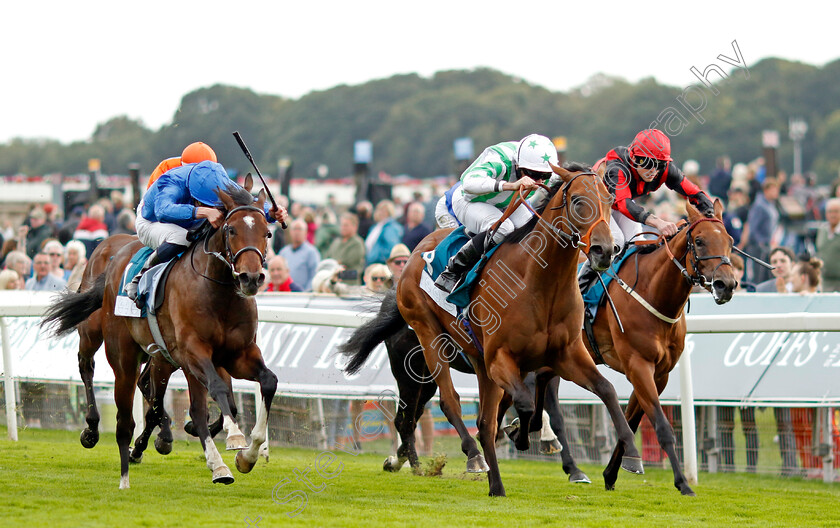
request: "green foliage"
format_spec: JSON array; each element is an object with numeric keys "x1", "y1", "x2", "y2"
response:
[{"x1": 3, "y1": 60, "x2": 840, "y2": 181}]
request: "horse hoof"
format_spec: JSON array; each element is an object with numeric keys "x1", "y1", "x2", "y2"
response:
[
  {"x1": 467, "y1": 455, "x2": 490, "y2": 473},
  {"x1": 620, "y1": 456, "x2": 644, "y2": 475},
  {"x1": 212, "y1": 466, "x2": 235, "y2": 484},
  {"x1": 259, "y1": 443, "x2": 270, "y2": 462},
  {"x1": 502, "y1": 418, "x2": 520, "y2": 440},
  {"x1": 154, "y1": 437, "x2": 173, "y2": 455},
  {"x1": 681, "y1": 486, "x2": 697, "y2": 496},
  {"x1": 80, "y1": 428, "x2": 99, "y2": 449},
  {"x1": 540, "y1": 439, "x2": 563, "y2": 455},
  {"x1": 119, "y1": 475, "x2": 130, "y2": 490},
  {"x1": 184, "y1": 421, "x2": 197, "y2": 437},
  {"x1": 235, "y1": 451, "x2": 256, "y2": 474},
  {"x1": 569, "y1": 471, "x2": 591, "y2": 484},
  {"x1": 226, "y1": 434, "x2": 248, "y2": 451},
  {"x1": 383, "y1": 455, "x2": 402, "y2": 472},
  {"x1": 128, "y1": 450, "x2": 143, "y2": 464}
]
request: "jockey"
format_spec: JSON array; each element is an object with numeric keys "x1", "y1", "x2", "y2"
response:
[
  {"x1": 146, "y1": 141, "x2": 217, "y2": 189},
  {"x1": 434, "y1": 134, "x2": 558, "y2": 293},
  {"x1": 125, "y1": 160, "x2": 288, "y2": 301},
  {"x1": 578, "y1": 128, "x2": 714, "y2": 291}
]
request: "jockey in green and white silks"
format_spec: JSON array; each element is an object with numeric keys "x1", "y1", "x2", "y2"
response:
[{"x1": 434, "y1": 134, "x2": 559, "y2": 293}]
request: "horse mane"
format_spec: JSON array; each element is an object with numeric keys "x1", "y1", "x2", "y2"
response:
[
  {"x1": 505, "y1": 161, "x2": 593, "y2": 245},
  {"x1": 215, "y1": 182, "x2": 255, "y2": 209}
]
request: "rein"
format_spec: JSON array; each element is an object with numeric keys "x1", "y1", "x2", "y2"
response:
[{"x1": 191, "y1": 205, "x2": 267, "y2": 285}]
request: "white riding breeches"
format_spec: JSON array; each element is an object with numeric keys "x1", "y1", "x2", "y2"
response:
[
  {"x1": 609, "y1": 209, "x2": 645, "y2": 250},
  {"x1": 434, "y1": 196, "x2": 459, "y2": 229},
  {"x1": 451, "y1": 191, "x2": 533, "y2": 244},
  {"x1": 135, "y1": 201, "x2": 189, "y2": 249}
]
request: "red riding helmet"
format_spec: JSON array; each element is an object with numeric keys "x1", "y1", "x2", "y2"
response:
[
  {"x1": 181, "y1": 142, "x2": 218, "y2": 164},
  {"x1": 629, "y1": 129, "x2": 672, "y2": 161}
]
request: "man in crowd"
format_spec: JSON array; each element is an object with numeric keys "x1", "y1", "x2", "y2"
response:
[
  {"x1": 280, "y1": 219, "x2": 320, "y2": 291},
  {"x1": 261, "y1": 255, "x2": 301, "y2": 292},
  {"x1": 25, "y1": 252, "x2": 66, "y2": 291},
  {"x1": 325, "y1": 213, "x2": 366, "y2": 286},
  {"x1": 816, "y1": 198, "x2": 840, "y2": 292},
  {"x1": 754, "y1": 246, "x2": 794, "y2": 293},
  {"x1": 402, "y1": 202, "x2": 432, "y2": 251}
]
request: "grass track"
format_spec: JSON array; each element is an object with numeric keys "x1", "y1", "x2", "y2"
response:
[{"x1": 2, "y1": 428, "x2": 840, "y2": 527}]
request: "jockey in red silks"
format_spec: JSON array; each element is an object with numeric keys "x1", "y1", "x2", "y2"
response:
[
  {"x1": 578, "y1": 128, "x2": 714, "y2": 291},
  {"x1": 125, "y1": 160, "x2": 289, "y2": 301},
  {"x1": 434, "y1": 134, "x2": 558, "y2": 293}
]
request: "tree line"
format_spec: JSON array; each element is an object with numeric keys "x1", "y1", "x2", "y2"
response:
[{"x1": 2, "y1": 58, "x2": 839, "y2": 183}]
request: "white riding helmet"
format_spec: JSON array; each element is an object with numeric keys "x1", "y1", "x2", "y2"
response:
[{"x1": 516, "y1": 134, "x2": 558, "y2": 173}]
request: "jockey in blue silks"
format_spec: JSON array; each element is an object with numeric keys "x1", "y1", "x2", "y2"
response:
[{"x1": 126, "y1": 160, "x2": 288, "y2": 300}]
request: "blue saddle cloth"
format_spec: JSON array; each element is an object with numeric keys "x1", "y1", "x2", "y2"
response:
[
  {"x1": 424, "y1": 226, "x2": 502, "y2": 309},
  {"x1": 579, "y1": 245, "x2": 640, "y2": 319}
]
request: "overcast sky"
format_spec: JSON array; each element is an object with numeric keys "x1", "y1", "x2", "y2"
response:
[{"x1": 1, "y1": 1, "x2": 836, "y2": 144}]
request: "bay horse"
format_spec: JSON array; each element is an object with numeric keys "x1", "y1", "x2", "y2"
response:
[
  {"x1": 511, "y1": 199, "x2": 737, "y2": 495},
  {"x1": 42, "y1": 184, "x2": 277, "y2": 488},
  {"x1": 345, "y1": 162, "x2": 644, "y2": 496}
]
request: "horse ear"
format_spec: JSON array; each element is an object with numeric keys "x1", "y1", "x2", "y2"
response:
[
  {"x1": 685, "y1": 200, "x2": 701, "y2": 220},
  {"x1": 243, "y1": 173, "x2": 254, "y2": 192},
  {"x1": 549, "y1": 162, "x2": 573, "y2": 183},
  {"x1": 713, "y1": 198, "x2": 724, "y2": 219},
  {"x1": 256, "y1": 189, "x2": 266, "y2": 211},
  {"x1": 219, "y1": 190, "x2": 235, "y2": 212}
]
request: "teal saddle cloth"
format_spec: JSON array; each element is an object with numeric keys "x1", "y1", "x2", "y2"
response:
[
  {"x1": 578, "y1": 245, "x2": 640, "y2": 320},
  {"x1": 423, "y1": 226, "x2": 502, "y2": 309}
]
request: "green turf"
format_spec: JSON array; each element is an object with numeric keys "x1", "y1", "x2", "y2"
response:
[{"x1": 1, "y1": 427, "x2": 839, "y2": 528}]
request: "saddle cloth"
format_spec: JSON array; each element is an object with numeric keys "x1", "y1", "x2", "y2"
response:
[
  {"x1": 418, "y1": 226, "x2": 501, "y2": 314},
  {"x1": 578, "y1": 245, "x2": 640, "y2": 322},
  {"x1": 115, "y1": 248, "x2": 171, "y2": 318}
]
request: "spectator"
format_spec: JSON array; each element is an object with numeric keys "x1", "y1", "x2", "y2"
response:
[
  {"x1": 279, "y1": 219, "x2": 320, "y2": 291},
  {"x1": 730, "y1": 253, "x2": 755, "y2": 292},
  {"x1": 261, "y1": 255, "x2": 302, "y2": 293},
  {"x1": 754, "y1": 247, "x2": 795, "y2": 293},
  {"x1": 57, "y1": 205, "x2": 85, "y2": 245},
  {"x1": 311, "y1": 259, "x2": 342, "y2": 294},
  {"x1": 385, "y1": 244, "x2": 410, "y2": 289},
  {"x1": 74, "y1": 204, "x2": 109, "y2": 258},
  {"x1": 1, "y1": 238, "x2": 18, "y2": 268},
  {"x1": 364, "y1": 200, "x2": 403, "y2": 265},
  {"x1": 42, "y1": 240, "x2": 66, "y2": 280},
  {"x1": 402, "y1": 202, "x2": 433, "y2": 251},
  {"x1": 302, "y1": 208, "x2": 318, "y2": 245},
  {"x1": 64, "y1": 240, "x2": 87, "y2": 292},
  {"x1": 355, "y1": 201, "x2": 374, "y2": 240},
  {"x1": 740, "y1": 178, "x2": 781, "y2": 284},
  {"x1": 314, "y1": 209, "x2": 340, "y2": 257},
  {"x1": 112, "y1": 209, "x2": 137, "y2": 236},
  {"x1": 0, "y1": 269, "x2": 23, "y2": 290},
  {"x1": 816, "y1": 198, "x2": 840, "y2": 292},
  {"x1": 324, "y1": 213, "x2": 366, "y2": 286},
  {"x1": 22, "y1": 207, "x2": 54, "y2": 259},
  {"x1": 4, "y1": 250, "x2": 31, "y2": 280},
  {"x1": 789, "y1": 257, "x2": 823, "y2": 294},
  {"x1": 25, "y1": 253, "x2": 67, "y2": 291},
  {"x1": 708, "y1": 156, "x2": 732, "y2": 206}
]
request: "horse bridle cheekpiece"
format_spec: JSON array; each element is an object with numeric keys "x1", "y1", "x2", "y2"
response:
[
  {"x1": 203, "y1": 205, "x2": 268, "y2": 280},
  {"x1": 680, "y1": 216, "x2": 732, "y2": 289},
  {"x1": 550, "y1": 172, "x2": 611, "y2": 252}
]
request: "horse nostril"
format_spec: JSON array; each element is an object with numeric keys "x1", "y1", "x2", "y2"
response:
[
  {"x1": 257, "y1": 273, "x2": 265, "y2": 287},
  {"x1": 590, "y1": 245, "x2": 603, "y2": 257},
  {"x1": 713, "y1": 280, "x2": 726, "y2": 291}
]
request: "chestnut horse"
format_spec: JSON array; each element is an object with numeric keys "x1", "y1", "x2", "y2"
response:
[
  {"x1": 347, "y1": 163, "x2": 644, "y2": 496},
  {"x1": 42, "y1": 184, "x2": 277, "y2": 488},
  {"x1": 519, "y1": 199, "x2": 737, "y2": 495}
]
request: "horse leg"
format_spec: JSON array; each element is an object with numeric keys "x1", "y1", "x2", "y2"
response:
[
  {"x1": 227, "y1": 344, "x2": 277, "y2": 474},
  {"x1": 77, "y1": 322, "x2": 102, "y2": 449},
  {"x1": 184, "y1": 372, "x2": 234, "y2": 484},
  {"x1": 555, "y1": 340, "x2": 643, "y2": 481},
  {"x1": 530, "y1": 370, "x2": 554, "y2": 433},
  {"x1": 185, "y1": 368, "x2": 234, "y2": 439},
  {"x1": 385, "y1": 358, "x2": 431, "y2": 472},
  {"x1": 107, "y1": 334, "x2": 143, "y2": 490},
  {"x1": 130, "y1": 358, "x2": 176, "y2": 461},
  {"x1": 603, "y1": 393, "x2": 644, "y2": 490},
  {"x1": 487, "y1": 350, "x2": 534, "y2": 452},
  {"x1": 474, "y1": 363, "x2": 506, "y2": 497},
  {"x1": 543, "y1": 376, "x2": 590, "y2": 483},
  {"x1": 414, "y1": 323, "x2": 486, "y2": 472}
]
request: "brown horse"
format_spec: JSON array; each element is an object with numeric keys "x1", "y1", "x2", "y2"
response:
[
  {"x1": 42, "y1": 184, "x2": 277, "y2": 488},
  {"x1": 536, "y1": 199, "x2": 736, "y2": 495},
  {"x1": 393, "y1": 163, "x2": 643, "y2": 496}
]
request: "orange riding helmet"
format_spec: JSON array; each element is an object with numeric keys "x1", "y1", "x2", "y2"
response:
[{"x1": 181, "y1": 142, "x2": 217, "y2": 164}]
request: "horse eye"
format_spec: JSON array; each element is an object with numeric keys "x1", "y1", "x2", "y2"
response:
[
  {"x1": 229, "y1": 227, "x2": 237, "y2": 236},
  {"x1": 695, "y1": 237, "x2": 704, "y2": 247},
  {"x1": 266, "y1": 231, "x2": 272, "y2": 239}
]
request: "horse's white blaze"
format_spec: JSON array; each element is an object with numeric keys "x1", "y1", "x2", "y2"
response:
[
  {"x1": 204, "y1": 435, "x2": 225, "y2": 471},
  {"x1": 243, "y1": 216, "x2": 255, "y2": 229},
  {"x1": 242, "y1": 397, "x2": 269, "y2": 464},
  {"x1": 224, "y1": 415, "x2": 244, "y2": 439},
  {"x1": 119, "y1": 474, "x2": 130, "y2": 489}
]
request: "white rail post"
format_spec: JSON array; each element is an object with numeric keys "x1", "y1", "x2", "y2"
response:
[
  {"x1": 1, "y1": 317, "x2": 19, "y2": 441},
  {"x1": 679, "y1": 342, "x2": 698, "y2": 485}
]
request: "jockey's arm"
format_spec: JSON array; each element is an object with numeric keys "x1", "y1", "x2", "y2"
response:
[
  {"x1": 664, "y1": 164, "x2": 715, "y2": 216},
  {"x1": 195, "y1": 206, "x2": 223, "y2": 228}
]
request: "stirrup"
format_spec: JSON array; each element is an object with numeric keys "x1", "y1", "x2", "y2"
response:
[
  {"x1": 125, "y1": 274, "x2": 141, "y2": 301},
  {"x1": 434, "y1": 269, "x2": 461, "y2": 294}
]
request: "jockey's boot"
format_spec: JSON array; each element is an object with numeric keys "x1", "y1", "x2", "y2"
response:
[
  {"x1": 125, "y1": 250, "x2": 161, "y2": 302},
  {"x1": 434, "y1": 231, "x2": 486, "y2": 294},
  {"x1": 577, "y1": 260, "x2": 599, "y2": 295}
]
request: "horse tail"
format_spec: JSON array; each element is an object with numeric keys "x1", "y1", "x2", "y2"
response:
[
  {"x1": 40, "y1": 273, "x2": 106, "y2": 338},
  {"x1": 340, "y1": 288, "x2": 406, "y2": 375}
]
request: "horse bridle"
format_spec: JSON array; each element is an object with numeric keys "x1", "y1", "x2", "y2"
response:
[
  {"x1": 196, "y1": 205, "x2": 268, "y2": 284},
  {"x1": 548, "y1": 171, "x2": 612, "y2": 252},
  {"x1": 667, "y1": 216, "x2": 733, "y2": 289}
]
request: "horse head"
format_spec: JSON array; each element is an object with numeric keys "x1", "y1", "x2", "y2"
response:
[
  {"x1": 547, "y1": 162, "x2": 615, "y2": 271},
  {"x1": 683, "y1": 199, "x2": 737, "y2": 304},
  {"x1": 214, "y1": 180, "x2": 271, "y2": 296}
]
